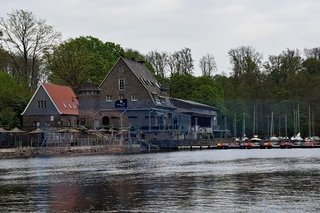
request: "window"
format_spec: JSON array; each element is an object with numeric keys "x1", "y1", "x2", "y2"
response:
[
  {"x1": 80, "y1": 118, "x2": 86, "y2": 125},
  {"x1": 128, "y1": 116, "x2": 138, "y2": 119},
  {"x1": 152, "y1": 93, "x2": 161, "y2": 105},
  {"x1": 106, "y1": 95, "x2": 112, "y2": 102},
  {"x1": 131, "y1": 95, "x2": 138, "y2": 101},
  {"x1": 119, "y1": 79, "x2": 125, "y2": 90},
  {"x1": 119, "y1": 95, "x2": 124, "y2": 100},
  {"x1": 102, "y1": 116, "x2": 110, "y2": 126},
  {"x1": 37, "y1": 100, "x2": 47, "y2": 109}
]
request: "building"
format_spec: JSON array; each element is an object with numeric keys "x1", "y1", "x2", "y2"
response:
[
  {"x1": 22, "y1": 83, "x2": 79, "y2": 129},
  {"x1": 78, "y1": 57, "x2": 218, "y2": 135},
  {"x1": 22, "y1": 57, "x2": 218, "y2": 139}
]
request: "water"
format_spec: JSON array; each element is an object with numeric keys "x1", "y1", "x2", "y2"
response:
[{"x1": 1, "y1": 149, "x2": 320, "y2": 212}]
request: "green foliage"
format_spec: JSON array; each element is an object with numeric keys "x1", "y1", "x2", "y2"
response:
[
  {"x1": 124, "y1": 48, "x2": 155, "y2": 74},
  {"x1": 169, "y1": 73, "x2": 197, "y2": 99},
  {"x1": 45, "y1": 36, "x2": 124, "y2": 92},
  {"x1": 169, "y1": 74, "x2": 225, "y2": 111},
  {"x1": 191, "y1": 84, "x2": 225, "y2": 112},
  {"x1": 0, "y1": 71, "x2": 31, "y2": 127},
  {"x1": 0, "y1": 107, "x2": 19, "y2": 128}
]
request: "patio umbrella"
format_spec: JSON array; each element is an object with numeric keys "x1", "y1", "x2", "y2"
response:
[
  {"x1": 9, "y1": 128, "x2": 25, "y2": 147},
  {"x1": 55, "y1": 128, "x2": 68, "y2": 133},
  {"x1": 29, "y1": 128, "x2": 44, "y2": 147},
  {"x1": 0, "y1": 128, "x2": 8, "y2": 133},
  {"x1": 67, "y1": 128, "x2": 80, "y2": 133},
  {"x1": 9, "y1": 127, "x2": 25, "y2": 133},
  {"x1": 98, "y1": 128, "x2": 109, "y2": 132},
  {"x1": 29, "y1": 128, "x2": 44, "y2": 134}
]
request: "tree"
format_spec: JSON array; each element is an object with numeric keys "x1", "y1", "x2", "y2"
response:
[
  {"x1": 303, "y1": 47, "x2": 320, "y2": 75},
  {"x1": 0, "y1": 9, "x2": 61, "y2": 90},
  {"x1": 191, "y1": 76, "x2": 225, "y2": 112},
  {"x1": 0, "y1": 71, "x2": 31, "y2": 127},
  {"x1": 168, "y1": 48, "x2": 194, "y2": 75},
  {"x1": 0, "y1": 47, "x2": 12, "y2": 71},
  {"x1": 228, "y1": 46, "x2": 262, "y2": 78},
  {"x1": 45, "y1": 36, "x2": 124, "y2": 92},
  {"x1": 169, "y1": 73, "x2": 197, "y2": 99},
  {"x1": 145, "y1": 50, "x2": 169, "y2": 77},
  {"x1": 199, "y1": 53, "x2": 217, "y2": 77},
  {"x1": 228, "y1": 46, "x2": 263, "y2": 100},
  {"x1": 305, "y1": 47, "x2": 320, "y2": 60},
  {"x1": 124, "y1": 48, "x2": 155, "y2": 73}
]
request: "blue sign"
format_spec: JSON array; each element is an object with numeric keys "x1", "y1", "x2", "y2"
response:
[{"x1": 115, "y1": 99, "x2": 127, "y2": 108}]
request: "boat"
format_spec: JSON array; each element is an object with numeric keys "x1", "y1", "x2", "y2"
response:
[
  {"x1": 291, "y1": 133, "x2": 303, "y2": 147},
  {"x1": 279, "y1": 136, "x2": 292, "y2": 148},
  {"x1": 240, "y1": 135, "x2": 253, "y2": 149},
  {"x1": 250, "y1": 135, "x2": 262, "y2": 148},
  {"x1": 303, "y1": 137, "x2": 316, "y2": 148}
]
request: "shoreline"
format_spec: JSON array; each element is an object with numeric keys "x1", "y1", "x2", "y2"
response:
[{"x1": 0, "y1": 145, "x2": 141, "y2": 159}]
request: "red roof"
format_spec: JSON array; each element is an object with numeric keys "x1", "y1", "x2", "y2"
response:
[{"x1": 43, "y1": 83, "x2": 79, "y2": 115}]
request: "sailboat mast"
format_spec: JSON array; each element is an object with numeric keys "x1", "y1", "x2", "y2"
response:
[
  {"x1": 312, "y1": 109, "x2": 315, "y2": 136},
  {"x1": 298, "y1": 104, "x2": 300, "y2": 133},
  {"x1": 233, "y1": 114, "x2": 237, "y2": 137},
  {"x1": 253, "y1": 106, "x2": 256, "y2": 135},
  {"x1": 243, "y1": 113, "x2": 246, "y2": 137},
  {"x1": 309, "y1": 105, "x2": 311, "y2": 137},
  {"x1": 293, "y1": 109, "x2": 296, "y2": 136},
  {"x1": 270, "y1": 112, "x2": 274, "y2": 137},
  {"x1": 285, "y1": 114, "x2": 288, "y2": 138},
  {"x1": 278, "y1": 114, "x2": 281, "y2": 137}
]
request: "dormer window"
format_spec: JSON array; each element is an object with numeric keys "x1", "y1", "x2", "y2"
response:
[
  {"x1": 152, "y1": 93, "x2": 161, "y2": 105},
  {"x1": 119, "y1": 79, "x2": 125, "y2": 90}
]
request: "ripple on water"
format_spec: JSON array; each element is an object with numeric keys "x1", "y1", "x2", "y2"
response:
[{"x1": 0, "y1": 149, "x2": 320, "y2": 212}]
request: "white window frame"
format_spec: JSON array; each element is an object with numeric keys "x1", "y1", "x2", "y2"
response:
[
  {"x1": 119, "y1": 79, "x2": 125, "y2": 90},
  {"x1": 131, "y1": 95, "x2": 138, "y2": 101},
  {"x1": 106, "y1": 95, "x2": 112, "y2": 102}
]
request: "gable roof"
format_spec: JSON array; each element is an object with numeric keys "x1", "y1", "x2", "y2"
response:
[
  {"x1": 43, "y1": 83, "x2": 79, "y2": 115},
  {"x1": 22, "y1": 83, "x2": 79, "y2": 115},
  {"x1": 99, "y1": 57, "x2": 175, "y2": 109},
  {"x1": 122, "y1": 58, "x2": 164, "y2": 95}
]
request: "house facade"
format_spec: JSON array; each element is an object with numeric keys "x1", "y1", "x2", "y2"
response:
[
  {"x1": 22, "y1": 58, "x2": 218, "y2": 137},
  {"x1": 78, "y1": 58, "x2": 218, "y2": 134},
  {"x1": 22, "y1": 83, "x2": 79, "y2": 129}
]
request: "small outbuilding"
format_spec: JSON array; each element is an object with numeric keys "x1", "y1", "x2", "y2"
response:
[{"x1": 22, "y1": 83, "x2": 79, "y2": 129}]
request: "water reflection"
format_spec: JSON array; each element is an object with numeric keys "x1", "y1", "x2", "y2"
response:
[{"x1": 0, "y1": 149, "x2": 320, "y2": 212}]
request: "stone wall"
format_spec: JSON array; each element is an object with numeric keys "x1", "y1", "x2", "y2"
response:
[{"x1": 0, "y1": 145, "x2": 141, "y2": 159}]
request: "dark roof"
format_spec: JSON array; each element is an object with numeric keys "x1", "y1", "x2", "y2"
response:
[
  {"x1": 121, "y1": 58, "x2": 174, "y2": 108},
  {"x1": 122, "y1": 58, "x2": 166, "y2": 95},
  {"x1": 79, "y1": 81, "x2": 100, "y2": 91},
  {"x1": 170, "y1": 98, "x2": 218, "y2": 112}
]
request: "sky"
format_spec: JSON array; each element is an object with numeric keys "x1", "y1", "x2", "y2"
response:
[{"x1": 1, "y1": 0, "x2": 320, "y2": 76}]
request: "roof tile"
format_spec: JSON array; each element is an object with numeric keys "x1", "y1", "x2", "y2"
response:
[{"x1": 43, "y1": 83, "x2": 79, "y2": 115}]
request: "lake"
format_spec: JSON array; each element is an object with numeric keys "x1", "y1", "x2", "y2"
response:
[{"x1": 0, "y1": 149, "x2": 320, "y2": 212}]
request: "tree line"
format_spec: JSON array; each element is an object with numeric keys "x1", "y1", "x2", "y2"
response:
[{"x1": 1, "y1": 9, "x2": 320, "y2": 139}]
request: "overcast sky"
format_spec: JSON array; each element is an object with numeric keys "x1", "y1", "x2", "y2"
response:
[{"x1": 1, "y1": 0, "x2": 320, "y2": 76}]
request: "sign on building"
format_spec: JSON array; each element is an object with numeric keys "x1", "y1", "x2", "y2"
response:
[{"x1": 115, "y1": 99, "x2": 127, "y2": 108}]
